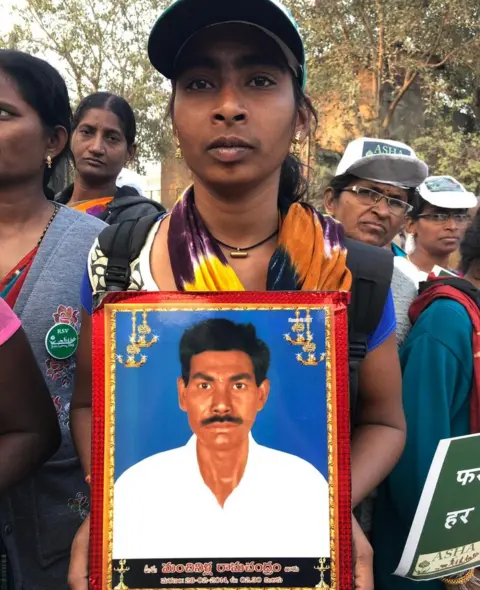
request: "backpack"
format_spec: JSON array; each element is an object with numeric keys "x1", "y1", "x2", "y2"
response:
[
  {"x1": 96, "y1": 188, "x2": 166, "y2": 225},
  {"x1": 97, "y1": 216, "x2": 393, "y2": 418},
  {"x1": 410, "y1": 276, "x2": 480, "y2": 434},
  {"x1": 56, "y1": 185, "x2": 166, "y2": 225}
]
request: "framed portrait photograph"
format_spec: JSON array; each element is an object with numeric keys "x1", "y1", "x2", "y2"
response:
[{"x1": 90, "y1": 291, "x2": 352, "y2": 590}]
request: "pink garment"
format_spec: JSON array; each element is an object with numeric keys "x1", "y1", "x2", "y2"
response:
[{"x1": 0, "y1": 297, "x2": 21, "y2": 346}]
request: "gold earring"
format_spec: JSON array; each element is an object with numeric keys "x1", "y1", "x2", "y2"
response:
[
  {"x1": 175, "y1": 139, "x2": 182, "y2": 160},
  {"x1": 46, "y1": 155, "x2": 52, "y2": 169},
  {"x1": 292, "y1": 132, "x2": 302, "y2": 157}
]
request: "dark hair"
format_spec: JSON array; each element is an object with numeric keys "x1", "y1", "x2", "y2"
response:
[
  {"x1": 0, "y1": 50, "x2": 72, "y2": 199},
  {"x1": 169, "y1": 71, "x2": 317, "y2": 209},
  {"x1": 328, "y1": 172, "x2": 420, "y2": 207},
  {"x1": 72, "y1": 92, "x2": 136, "y2": 147},
  {"x1": 327, "y1": 173, "x2": 361, "y2": 198},
  {"x1": 179, "y1": 318, "x2": 270, "y2": 385},
  {"x1": 460, "y1": 210, "x2": 480, "y2": 274},
  {"x1": 277, "y1": 81, "x2": 318, "y2": 210},
  {"x1": 408, "y1": 191, "x2": 430, "y2": 220}
]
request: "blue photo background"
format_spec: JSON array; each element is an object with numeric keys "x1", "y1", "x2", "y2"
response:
[{"x1": 113, "y1": 308, "x2": 328, "y2": 481}]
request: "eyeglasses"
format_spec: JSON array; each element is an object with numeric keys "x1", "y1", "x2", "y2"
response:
[
  {"x1": 347, "y1": 186, "x2": 413, "y2": 217},
  {"x1": 417, "y1": 212, "x2": 471, "y2": 224}
]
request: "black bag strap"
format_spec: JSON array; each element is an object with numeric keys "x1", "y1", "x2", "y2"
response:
[
  {"x1": 97, "y1": 222, "x2": 394, "y2": 413},
  {"x1": 98, "y1": 213, "x2": 161, "y2": 291},
  {"x1": 345, "y1": 237, "x2": 394, "y2": 418}
]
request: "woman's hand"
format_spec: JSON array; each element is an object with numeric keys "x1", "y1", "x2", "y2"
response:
[
  {"x1": 68, "y1": 514, "x2": 90, "y2": 590},
  {"x1": 352, "y1": 515, "x2": 374, "y2": 590}
]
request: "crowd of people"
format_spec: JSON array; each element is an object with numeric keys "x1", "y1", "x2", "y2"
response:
[{"x1": 0, "y1": 0, "x2": 478, "y2": 589}]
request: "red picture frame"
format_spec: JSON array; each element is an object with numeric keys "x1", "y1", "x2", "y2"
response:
[{"x1": 90, "y1": 291, "x2": 352, "y2": 590}]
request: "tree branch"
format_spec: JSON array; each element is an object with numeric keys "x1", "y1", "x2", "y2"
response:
[
  {"x1": 422, "y1": 35, "x2": 479, "y2": 69},
  {"x1": 381, "y1": 71, "x2": 418, "y2": 132},
  {"x1": 327, "y1": 1, "x2": 355, "y2": 62},
  {"x1": 424, "y1": 7, "x2": 449, "y2": 64},
  {"x1": 374, "y1": 0, "x2": 385, "y2": 119},
  {"x1": 357, "y1": 8, "x2": 375, "y2": 48},
  {"x1": 23, "y1": 6, "x2": 87, "y2": 97}
]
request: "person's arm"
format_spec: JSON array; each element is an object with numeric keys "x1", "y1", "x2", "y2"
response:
[
  {"x1": 68, "y1": 514, "x2": 90, "y2": 590},
  {"x1": 68, "y1": 314, "x2": 92, "y2": 590},
  {"x1": 68, "y1": 267, "x2": 97, "y2": 590},
  {"x1": 70, "y1": 264, "x2": 96, "y2": 475},
  {"x1": 70, "y1": 309, "x2": 93, "y2": 475},
  {"x1": 352, "y1": 514, "x2": 373, "y2": 590},
  {"x1": 0, "y1": 326, "x2": 61, "y2": 491},
  {"x1": 386, "y1": 301, "x2": 472, "y2": 526},
  {"x1": 351, "y1": 331, "x2": 406, "y2": 508}
]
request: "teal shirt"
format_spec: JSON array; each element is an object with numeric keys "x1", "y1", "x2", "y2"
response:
[
  {"x1": 391, "y1": 242, "x2": 407, "y2": 258},
  {"x1": 372, "y1": 299, "x2": 472, "y2": 590}
]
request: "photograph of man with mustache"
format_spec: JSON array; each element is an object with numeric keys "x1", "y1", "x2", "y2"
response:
[{"x1": 113, "y1": 318, "x2": 329, "y2": 560}]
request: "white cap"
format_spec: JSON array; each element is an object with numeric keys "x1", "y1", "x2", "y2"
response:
[
  {"x1": 335, "y1": 137, "x2": 428, "y2": 189},
  {"x1": 419, "y1": 176, "x2": 477, "y2": 209}
]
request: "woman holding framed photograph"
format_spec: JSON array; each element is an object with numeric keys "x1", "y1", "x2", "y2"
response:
[{"x1": 69, "y1": 2, "x2": 406, "y2": 588}]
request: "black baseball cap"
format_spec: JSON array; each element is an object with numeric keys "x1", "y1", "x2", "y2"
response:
[{"x1": 148, "y1": 0, "x2": 306, "y2": 88}]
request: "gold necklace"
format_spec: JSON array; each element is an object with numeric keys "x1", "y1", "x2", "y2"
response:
[
  {"x1": 214, "y1": 229, "x2": 279, "y2": 259},
  {"x1": 10, "y1": 203, "x2": 60, "y2": 280},
  {"x1": 442, "y1": 568, "x2": 475, "y2": 585}
]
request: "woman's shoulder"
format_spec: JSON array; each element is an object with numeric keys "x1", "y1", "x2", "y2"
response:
[
  {"x1": 417, "y1": 298, "x2": 472, "y2": 327},
  {"x1": 86, "y1": 215, "x2": 164, "y2": 296},
  {"x1": 410, "y1": 298, "x2": 473, "y2": 349},
  {"x1": 394, "y1": 256, "x2": 425, "y2": 287},
  {"x1": 391, "y1": 266, "x2": 417, "y2": 347}
]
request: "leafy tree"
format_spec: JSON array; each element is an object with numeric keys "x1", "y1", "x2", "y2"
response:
[
  {"x1": 281, "y1": 0, "x2": 480, "y2": 198},
  {"x1": 412, "y1": 126, "x2": 480, "y2": 194},
  {"x1": 285, "y1": 0, "x2": 480, "y2": 140},
  {"x1": 6, "y1": 0, "x2": 173, "y2": 165},
  {"x1": 3, "y1": 0, "x2": 479, "y2": 191}
]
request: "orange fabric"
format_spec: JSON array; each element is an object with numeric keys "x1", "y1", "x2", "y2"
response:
[
  {"x1": 71, "y1": 197, "x2": 114, "y2": 214},
  {"x1": 278, "y1": 203, "x2": 352, "y2": 291},
  {"x1": 169, "y1": 186, "x2": 352, "y2": 293}
]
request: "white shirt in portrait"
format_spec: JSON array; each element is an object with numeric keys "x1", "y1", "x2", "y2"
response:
[{"x1": 113, "y1": 435, "x2": 330, "y2": 559}]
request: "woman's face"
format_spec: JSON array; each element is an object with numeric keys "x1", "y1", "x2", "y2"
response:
[
  {"x1": 172, "y1": 23, "x2": 306, "y2": 195},
  {"x1": 324, "y1": 178, "x2": 409, "y2": 247},
  {"x1": 408, "y1": 204, "x2": 470, "y2": 257},
  {"x1": 0, "y1": 70, "x2": 66, "y2": 187},
  {"x1": 71, "y1": 108, "x2": 134, "y2": 186}
]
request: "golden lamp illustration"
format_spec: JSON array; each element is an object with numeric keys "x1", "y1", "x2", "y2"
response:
[
  {"x1": 314, "y1": 558, "x2": 330, "y2": 589},
  {"x1": 284, "y1": 309, "x2": 307, "y2": 346},
  {"x1": 284, "y1": 309, "x2": 326, "y2": 366},
  {"x1": 117, "y1": 312, "x2": 153, "y2": 369},
  {"x1": 136, "y1": 310, "x2": 159, "y2": 348},
  {"x1": 114, "y1": 559, "x2": 130, "y2": 589}
]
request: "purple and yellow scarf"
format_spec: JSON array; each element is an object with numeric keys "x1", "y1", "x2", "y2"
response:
[{"x1": 167, "y1": 187, "x2": 352, "y2": 293}]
